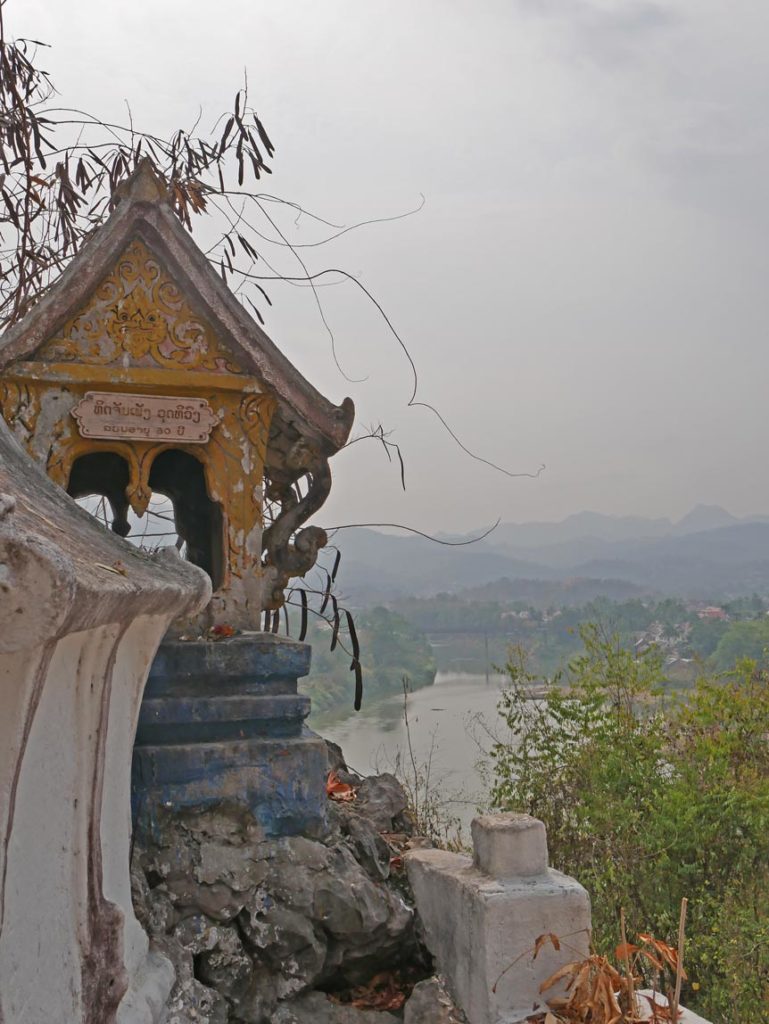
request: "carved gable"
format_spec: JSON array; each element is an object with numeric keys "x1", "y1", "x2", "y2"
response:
[
  {"x1": 35, "y1": 239, "x2": 243, "y2": 374},
  {"x1": 0, "y1": 160, "x2": 354, "y2": 628}
]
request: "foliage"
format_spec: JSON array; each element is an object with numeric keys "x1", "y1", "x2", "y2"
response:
[
  {"x1": 299, "y1": 607, "x2": 436, "y2": 717},
  {"x1": 710, "y1": 617, "x2": 769, "y2": 670},
  {"x1": 388, "y1": 591, "x2": 769, "y2": 682},
  {"x1": 490, "y1": 626, "x2": 769, "y2": 1020},
  {"x1": 524, "y1": 928, "x2": 687, "y2": 1023}
]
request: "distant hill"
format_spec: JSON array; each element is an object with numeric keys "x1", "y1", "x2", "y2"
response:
[
  {"x1": 325, "y1": 528, "x2": 559, "y2": 604},
  {"x1": 327, "y1": 506, "x2": 769, "y2": 604},
  {"x1": 481, "y1": 504, "x2": 766, "y2": 550},
  {"x1": 673, "y1": 504, "x2": 742, "y2": 534},
  {"x1": 485, "y1": 510, "x2": 674, "y2": 547},
  {"x1": 455, "y1": 576, "x2": 648, "y2": 608},
  {"x1": 568, "y1": 522, "x2": 769, "y2": 596}
]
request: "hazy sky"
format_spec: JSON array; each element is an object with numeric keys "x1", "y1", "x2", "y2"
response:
[{"x1": 16, "y1": 1, "x2": 769, "y2": 531}]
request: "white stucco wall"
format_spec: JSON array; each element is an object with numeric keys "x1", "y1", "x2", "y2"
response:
[{"x1": 0, "y1": 423, "x2": 210, "y2": 1024}]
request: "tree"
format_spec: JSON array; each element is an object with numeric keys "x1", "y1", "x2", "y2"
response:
[
  {"x1": 490, "y1": 627, "x2": 769, "y2": 1020},
  {"x1": 712, "y1": 619, "x2": 769, "y2": 671}
]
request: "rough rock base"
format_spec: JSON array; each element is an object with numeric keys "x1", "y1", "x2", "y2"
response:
[{"x1": 131, "y1": 769, "x2": 430, "y2": 1023}]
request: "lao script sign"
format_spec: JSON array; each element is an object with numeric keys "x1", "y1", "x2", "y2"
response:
[{"x1": 72, "y1": 391, "x2": 218, "y2": 443}]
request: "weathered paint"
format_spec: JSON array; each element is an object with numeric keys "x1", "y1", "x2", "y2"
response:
[
  {"x1": 132, "y1": 636, "x2": 328, "y2": 841},
  {"x1": 0, "y1": 160, "x2": 354, "y2": 627},
  {"x1": 1, "y1": 243, "x2": 278, "y2": 627},
  {"x1": 0, "y1": 414, "x2": 210, "y2": 1024}
]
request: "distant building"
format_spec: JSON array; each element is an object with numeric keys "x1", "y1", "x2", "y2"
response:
[{"x1": 697, "y1": 606, "x2": 729, "y2": 621}]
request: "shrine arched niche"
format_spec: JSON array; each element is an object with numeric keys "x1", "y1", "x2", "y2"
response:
[{"x1": 66, "y1": 446, "x2": 225, "y2": 590}]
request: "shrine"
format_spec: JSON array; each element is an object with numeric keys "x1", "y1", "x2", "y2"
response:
[
  {"x1": 0, "y1": 160, "x2": 354, "y2": 838},
  {"x1": 0, "y1": 158, "x2": 353, "y2": 630}
]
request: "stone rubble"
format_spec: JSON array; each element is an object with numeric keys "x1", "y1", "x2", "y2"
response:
[
  {"x1": 403, "y1": 977, "x2": 467, "y2": 1024},
  {"x1": 272, "y1": 990, "x2": 400, "y2": 1024},
  {"x1": 131, "y1": 759, "x2": 442, "y2": 1023}
]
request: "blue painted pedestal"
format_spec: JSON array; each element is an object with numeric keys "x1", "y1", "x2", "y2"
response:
[{"x1": 131, "y1": 635, "x2": 328, "y2": 840}]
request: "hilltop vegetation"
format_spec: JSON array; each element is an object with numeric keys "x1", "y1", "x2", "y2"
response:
[
  {"x1": 300, "y1": 506, "x2": 769, "y2": 713},
  {"x1": 394, "y1": 591, "x2": 769, "y2": 680},
  {"x1": 298, "y1": 592, "x2": 769, "y2": 716},
  {"x1": 296, "y1": 589, "x2": 769, "y2": 716}
]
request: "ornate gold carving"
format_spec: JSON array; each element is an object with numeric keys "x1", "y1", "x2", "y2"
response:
[
  {"x1": 4, "y1": 244, "x2": 285, "y2": 622},
  {"x1": 205, "y1": 393, "x2": 276, "y2": 580},
  {"x1": 36, "y1": 239, "x2": 243, "y2": 373},
  {"x1": 106, "y1": 291, "x2": 168, "y2": 358},
  {"x1": 239, "y1": 393, "x2": 275, "y2": 466},
  {"x1": 0, "y1": 379, "x2": 41, "y2": 448},
  {"x1": 42, "y1": 386, "x2": 277, "y2": 601}
]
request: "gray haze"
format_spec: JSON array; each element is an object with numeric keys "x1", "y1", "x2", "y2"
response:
[{"x1": 19, "y1": 1, "x2": 769, "y2": 531}]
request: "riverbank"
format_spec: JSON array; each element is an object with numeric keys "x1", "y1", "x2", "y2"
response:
[{"x1": 312, "y1": 672, "x2": 513, "y2": 840}]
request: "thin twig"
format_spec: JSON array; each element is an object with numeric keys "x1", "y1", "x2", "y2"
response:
[
  {"x1": 620, "y1": 907, "x2": 635, "y2": 1019},
  {"x1": 671, "y1": 897, "x2": 688, "y2": 1020}
]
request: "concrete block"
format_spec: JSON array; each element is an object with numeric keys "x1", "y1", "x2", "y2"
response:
[
  {"x1": 132, "y1": 728, "x2": 329, "y2": 840},
  {"x1": 472, "y1": 814, "x2": 548, "y2": 878},
  {"x1": 406, "y1": 814, "x2": 591, "y2": 1024},
  {"x1": 132, "y1": 637, "x2": 328, "y2": 841}
]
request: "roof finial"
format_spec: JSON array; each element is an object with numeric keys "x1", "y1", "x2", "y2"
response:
[{"x1": 112, "y1": 158, "x2": 171, "y2": 206}]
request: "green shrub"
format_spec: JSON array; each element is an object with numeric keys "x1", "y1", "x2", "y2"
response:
[{"x1": 490, "y1": 625, "x2": 769, "y2": 1020}]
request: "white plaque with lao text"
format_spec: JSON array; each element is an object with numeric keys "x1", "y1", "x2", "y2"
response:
[{"x1": 72, "y1": 391, "x2": 218, "y2": 444}]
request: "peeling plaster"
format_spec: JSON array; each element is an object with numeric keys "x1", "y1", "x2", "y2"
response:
[{"x1": 0, "y1": 416, "x2": 209, "y2": 1024}]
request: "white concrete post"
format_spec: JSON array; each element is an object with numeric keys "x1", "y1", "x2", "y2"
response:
[{"x1": 406, "y1": 813, "x2": 591, "y2": 1024}]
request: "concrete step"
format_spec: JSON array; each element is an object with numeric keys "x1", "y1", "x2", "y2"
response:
[
  {"x1": 135, "y1": 693, "x2": 310, "y2": 745},
  {"x1": 132, "y1": 729, "x2": 328, "y2": 839},
  {"x1": 145, "y1": 635, "x2": 311, "y2": 698}
]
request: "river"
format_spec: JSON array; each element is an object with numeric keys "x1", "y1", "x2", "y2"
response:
[{"x1": 312, "y1": 672, "x2": 514, "y2": 840}]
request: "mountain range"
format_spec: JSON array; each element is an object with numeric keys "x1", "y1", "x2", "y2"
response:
[{"x1": 327, "y1": 506, "x2": 769, "y2": 605}]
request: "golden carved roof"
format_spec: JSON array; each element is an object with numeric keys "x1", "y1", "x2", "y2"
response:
[
  {"x1": 36, "y1": 238, "x2": 243, "y2": 374},
  {"x1": 0, "y1": 161, "x2": 353, "y2": 455}
]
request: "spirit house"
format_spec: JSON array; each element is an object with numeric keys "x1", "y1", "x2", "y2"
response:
[{"x1": 0, "y1": 159, "x2": 354, "y2": 629}]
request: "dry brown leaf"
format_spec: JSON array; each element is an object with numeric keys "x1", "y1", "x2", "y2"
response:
[
  {"x1": 326, "y1": 770, "x2": 356, "y2": 802},
  {"x1": 638, "y1": 934, "x2": 686, "y2": 978},
  {"x1": 566, "y1": 963, "x2": 591, "y2": 1007},
  {"x1": 547, "y1": 996, "x2": 569, "y2": 1010},
  {"x1": 343, "y1": 969, "x2": 407, "y2": 1012},
  {"x1": 603, "y1": 971, "x2": 623, "y2": 1018},
  {"x1": 637, "y1": 949, "x2": 665, "y2": 972},
  {"x1": 210, "y1": 623, "x2": 237, "y2": 639},
  {"x1": 534, "y1": 933, "x2": 562, "y2": 959},
  {"x1": 640, "y1": 993, "x2": 675, "y2": 1021},
  {"x1": 540, "y1": 961, "x2": 582, "y2": 994}
]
